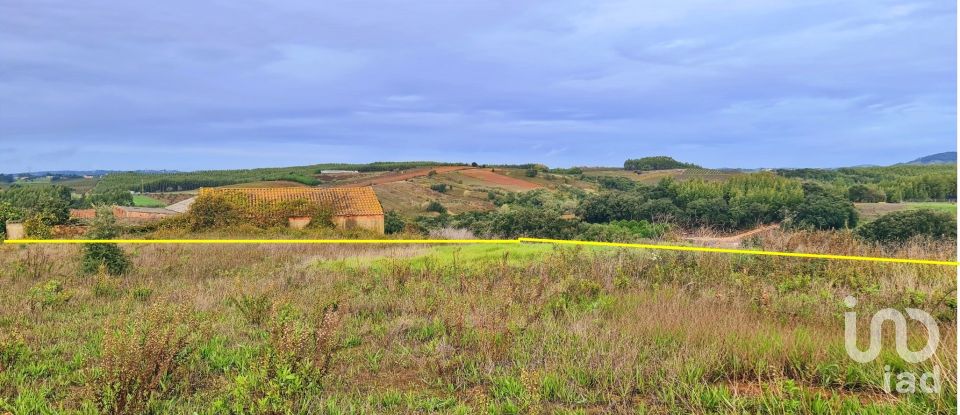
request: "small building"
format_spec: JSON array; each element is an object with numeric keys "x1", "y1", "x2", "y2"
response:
[
  {"x1": 5, "y1": 222, "x2": 24, "y2": 240},
  {"x1": 199, "y1": 186, "x2": 385, "y2": 233},
  {"x1": 319, "y1": 170, "x2": 360, "y2": 174}
]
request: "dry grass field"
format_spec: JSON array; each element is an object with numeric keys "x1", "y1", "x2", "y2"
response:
[
  {"x1": 0, "y1": 229, "x2": 955, "y2": 414},
  {"x1": 856, "y1": 202, "x2": 958, "y2": 222}
]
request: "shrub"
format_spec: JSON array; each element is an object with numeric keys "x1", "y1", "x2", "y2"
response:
[
  {"x1": 525, "y1": 168, "x2": 538, "y2": 178},
  {"x1": 184, "y1": 193, "x2": 332, "y2": 231},
  {"x1": 28, "y1": 280, "x2": 72, "y2": 310},
  {"x1": 426, "y1": 201, "x2": 447, "y2": 214},
  {"x1": 581, "y1": 220, "x2": 669, "y2": 242},
  {"x1": 430, "y1": 184, "x2": 449, "y2": 193},
  {"x1": 185, "y1": 193, "x2": 243, "y2": 231},
  {"x1": 384, "y1": 211, "x2": 405, "y2": 234},
  {"x1": 549, "y1": 167, "x2": 583, "y2": 175},
  {"x1": 857, "y1": 209, "x2": 957, "y2": 244},
  {"x1": 463, "y1": 207, "x2": 580, "y2": 239},
  {"x1": 81, "y1": 207, "x2": 131, "y2": 276},
  {"x1": 23, "y1": 213, "x2": 55, "y2": 239},
  {"x1": 98, "y1": 306, "x2": 198, "y2": 415},
  {"x1": 229, "y1": 293, "x2": 273, "y2": 326}
]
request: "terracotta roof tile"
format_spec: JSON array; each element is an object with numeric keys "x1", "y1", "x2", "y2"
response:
[{"x1": 199, "y1": 187, "x2": 383, "y2": 216}]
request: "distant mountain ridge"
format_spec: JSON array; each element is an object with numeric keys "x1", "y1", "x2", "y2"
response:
[{"x1": 906, "y1": 152, "x2": 956, "y2": 165}]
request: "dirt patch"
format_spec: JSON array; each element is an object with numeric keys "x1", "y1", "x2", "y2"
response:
[
  {"x1": 683, "y1": 224, "x2": 780, "y2": 248},
  {"x1": 458, "y1": 168, "x2": 542, "y2": 191}
]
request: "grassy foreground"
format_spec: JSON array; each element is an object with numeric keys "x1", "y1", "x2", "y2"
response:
[{"x1": 0, "y1": 236, "x2": 956, "y2": 414}]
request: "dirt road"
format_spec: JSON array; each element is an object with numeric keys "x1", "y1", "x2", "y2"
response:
[{"x1": 683, "y1": 224, "x2": 780, "y2": 248}]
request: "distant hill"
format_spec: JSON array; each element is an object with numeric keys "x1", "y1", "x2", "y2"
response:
[{"x1": 906, "y1": 152, "x2": 956, "y2": 165}]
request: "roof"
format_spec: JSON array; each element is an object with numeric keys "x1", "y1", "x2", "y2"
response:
[
  {"x1": 165, "y1": 197, "x2": 196, "y2": 213},
  {"x1": 199, "y1": 186, "x2": 384, "y2": 216},
  {"x1": 115, "y1": 206, "x2": 177, "y2": 215}
]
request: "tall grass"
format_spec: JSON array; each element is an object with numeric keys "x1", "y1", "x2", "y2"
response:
[{"x1": 0, "y1": 230, "x2": 955, "y2": 413}]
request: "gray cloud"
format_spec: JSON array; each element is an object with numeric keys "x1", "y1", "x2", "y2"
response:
[{"x1": 0, "y1": 0, "x2": 954, "y2": 172}]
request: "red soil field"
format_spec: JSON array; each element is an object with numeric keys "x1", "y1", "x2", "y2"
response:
[{"x1": 458, "y1": 168, "x2": 542, "y2": 190}]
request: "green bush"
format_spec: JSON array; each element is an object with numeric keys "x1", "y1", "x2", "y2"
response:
[
  {"x1": 384, "y1": 211, "x2": 405, "y2": 234},
  {"x1": 426, "y1": 201, "x2": 447, "y2": 214},
  {"x1": 525, "y1": 168, "x2": 538, "y2": 178},
  {"x1": 429, "y1": 184, "x2": 449, "y2": 193},
  {"x1": 29, "y1": 280, "x2": 72, "y2": 310},
  {"x1": 581, "y1": 220, "x2": 669, "y2": 242},
  {"x1": 459, "y1": 207, "x2": 580, "y2": 239},
  {"x1": 857, "y1": 209, "x2": 957, "y2": 244},
  {"x1": 23, "y1": 213, "x2": 55, "y2": 239},
  {"x1": 81, "y1": 207, "x2": 130, "y2": 276},
  {"x1": 182, "y1": 193, "x2": 332, "y2": 231}
]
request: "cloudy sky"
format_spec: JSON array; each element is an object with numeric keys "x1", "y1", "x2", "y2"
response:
[{"x1": 0, "y1": 0, "x2": 955, "y2": 172}]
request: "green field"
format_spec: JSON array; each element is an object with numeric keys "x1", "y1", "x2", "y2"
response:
[{"x1": 132, "y1": 194, "x2": 165, "y2": 207}]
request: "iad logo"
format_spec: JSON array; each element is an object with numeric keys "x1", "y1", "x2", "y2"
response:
[{"x1": 843, "y1": 296, "x2": 941, "y2": 394}]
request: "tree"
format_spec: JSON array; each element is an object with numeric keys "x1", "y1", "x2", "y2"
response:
[
  {"x1": 597, "y1": 176, "x2": 636, "y2": 191},
  {"x1": 788, "y1": 186, "x2": 858, "y2": 230},
  {"x1": 0, "y1": 185, "x2": 72, "y2": 224},
  {"x1": 847, "y1": 184, "x2": 885, "y2": 203},
  {"x1": 469, "y1": 207, "x2": 579, "y2": 239},
  {"x1": 637, "y1": 198, "x2": 681, "y2": 221},
  {"x1": 684, "y1": 197, "x2": 732, "y2": 228},
  {"x1": 81, "y1": 207, "x2": 131, "y2": 276},
  {"x1": 89, "y1": 189, "x2": 135, "y2": 206},
  {"x1": 576, "y1": 192, "x2": 646, "y2": 223},
  {"x1": 624, "y1": 156, "x2": 699, "y2": 171},
  {"x1": 857, "y1": 209, "x2": 956, "y2": 244}
]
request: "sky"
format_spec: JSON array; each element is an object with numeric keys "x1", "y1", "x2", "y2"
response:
[{"x1": 0, "y1": 0, "x2": 956, "y2": 172}]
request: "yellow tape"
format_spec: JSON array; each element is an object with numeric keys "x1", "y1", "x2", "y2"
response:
[{"x1": 2, "y1": 237, "x2": 956, "y2": 266}]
